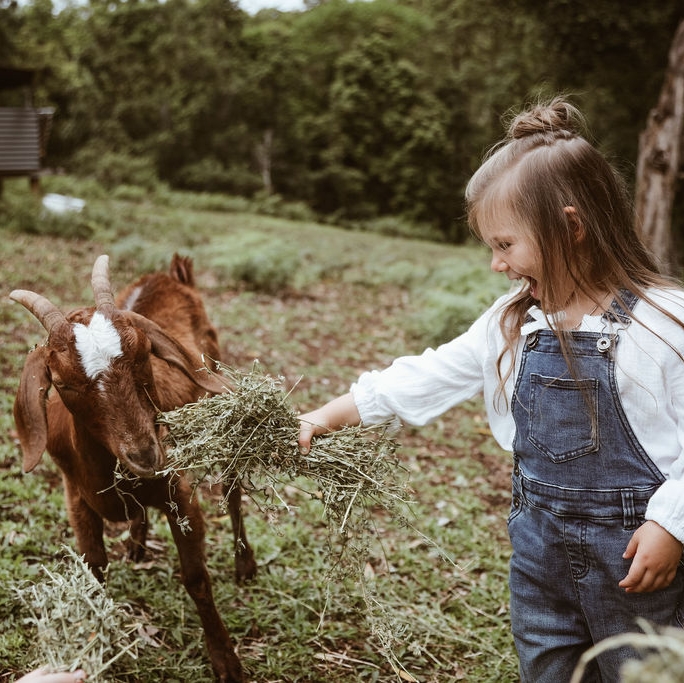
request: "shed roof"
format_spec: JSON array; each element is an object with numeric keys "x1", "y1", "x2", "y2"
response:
[{"x1": 0, "y1": 108, "x2": 40, "y2": 174}]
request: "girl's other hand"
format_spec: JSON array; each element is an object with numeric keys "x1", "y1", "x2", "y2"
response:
[
  {"x1": 619, "y1": 521, "x2": 683, "y2": 593},
  {"x1": 17, "y1": 669, "x2": 87, "y2": 683}
]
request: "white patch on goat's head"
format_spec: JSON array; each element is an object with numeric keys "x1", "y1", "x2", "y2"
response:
[{"x1": 73, "y1": 311, "x2": 123, "y2": 379}]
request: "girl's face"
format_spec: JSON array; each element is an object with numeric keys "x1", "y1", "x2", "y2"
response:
[
  {"x1": 479, "y1": 218, "x2": 544, "y2": 301},
  {"x1": 481, "y1": 215, "x2": 582, "y2": 312}
]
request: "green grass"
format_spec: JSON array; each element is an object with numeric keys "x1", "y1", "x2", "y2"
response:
[{"x1": 0, "y1": 177, "x2": 516, "y2": 682}]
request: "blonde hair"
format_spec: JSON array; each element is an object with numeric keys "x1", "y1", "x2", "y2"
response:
[{"x1": 465, "y1": 97, "x2": 678, "y2": 402}]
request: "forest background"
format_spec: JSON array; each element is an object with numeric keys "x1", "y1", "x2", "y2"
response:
[{"x1": 2, "y1": 0, "x2": 682, "y2": 244}]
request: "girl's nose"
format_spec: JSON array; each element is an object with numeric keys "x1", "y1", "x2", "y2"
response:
[{"x1": 490, "y1": 253, "x2": 508, "y2": 273}]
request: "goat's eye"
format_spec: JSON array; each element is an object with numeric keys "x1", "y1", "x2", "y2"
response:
[{"x1": 53, "y1": 379, "x2": 76, "y2": 393}]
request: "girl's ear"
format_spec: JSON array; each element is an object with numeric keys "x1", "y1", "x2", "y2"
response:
[{"x1": 564, "y1": 206, "x2": 585, "y2": 242}]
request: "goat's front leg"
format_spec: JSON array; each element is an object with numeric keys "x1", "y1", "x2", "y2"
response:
[
  {"x1": 223, "y1": 478, "x2": 257, "y2": 583},
  {"x1": 64, "y1": 478, "x2": 108, "y2": 582},
  {"x1": 165, "y1": 484, "x2": 244, "y2": 683},
  {"x1": 126, "y1": 507, "x2": 148, "y2": 562}
]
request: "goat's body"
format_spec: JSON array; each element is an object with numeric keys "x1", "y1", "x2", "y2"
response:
[{"x1": 12, "y1": 255, "x2": 256, "y2": 683}]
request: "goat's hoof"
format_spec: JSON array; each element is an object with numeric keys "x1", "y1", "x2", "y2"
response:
[
  {"x1": 214, "y1": 663, "x2": 244, "y2": 683},
  {"x1": 235, "y1": 553, "x2": 257, "y2": 584},
  {"x1": 126, "y1": 541, "x2": 147, "y2": 562}
]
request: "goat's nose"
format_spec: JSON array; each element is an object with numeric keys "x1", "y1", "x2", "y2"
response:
[{"x1": 120, "y1": 441, "x2": 165, "y2": 477}]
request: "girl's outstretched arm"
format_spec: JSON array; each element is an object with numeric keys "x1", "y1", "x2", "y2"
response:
[
  {"x1": 298, "y1": 393, "x2": 361, "y2": 454},
  {"x1": 619, "y1": 521, "x2": 683, "y2": 593}
]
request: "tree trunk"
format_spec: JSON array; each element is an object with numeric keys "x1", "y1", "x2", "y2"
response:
[
  {"x1": 634, "y1": 18, "x2": 684, "y2": 275},
  {"x1": 255, "y1": 129, "x2": 273, "y2": 195}
]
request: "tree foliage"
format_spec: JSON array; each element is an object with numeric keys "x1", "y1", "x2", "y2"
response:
[{"x1": 1, "y1": 0, "x2": 682, "y2": 240}]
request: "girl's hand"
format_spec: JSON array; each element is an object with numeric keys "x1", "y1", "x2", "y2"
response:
[
  {"x1": 297, "y1": 408, "x2": 332, "y2": 454},
  {"x1": 17, "y1": 669, "x2": 87, "y2": 683},
  {"x1": 298, "y1": 393, "x2": 361, "y2": 455},
  {"x1": 619, "y1": 521, "x2": 683, "y2": 593}
]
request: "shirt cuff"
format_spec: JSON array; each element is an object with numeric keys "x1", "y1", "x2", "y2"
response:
[
  {"x1": 350, "y1": 371, "x2": 382, "y2": 425},
  {"x1": 645, "y1": 479, "x2": 684, "y2": 543},
  {"x1": 350, "y1": 373, "x2": 402, "y2": 434}
]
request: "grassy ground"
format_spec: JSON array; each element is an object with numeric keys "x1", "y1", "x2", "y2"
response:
[{"x1": 0, "y1": 178, "x2": 517, "y2": 682}]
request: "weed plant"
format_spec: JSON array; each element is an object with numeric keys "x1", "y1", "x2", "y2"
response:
[{"x1": 570, "y1": 620, "x2": 684, "y2": 683}]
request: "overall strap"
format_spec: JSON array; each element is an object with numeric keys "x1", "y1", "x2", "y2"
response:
[{"x1": 604, "y1": 289, "x2": 638, "y2": 325}]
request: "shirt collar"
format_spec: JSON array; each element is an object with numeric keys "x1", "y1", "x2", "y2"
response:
[{"x1": 519, "y1": 306, "x2": 567, "y2": 336}]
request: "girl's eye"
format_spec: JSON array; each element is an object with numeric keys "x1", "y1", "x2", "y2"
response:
[{"x1": 498, "y1": 242, "x2": 511, "y2": 251}]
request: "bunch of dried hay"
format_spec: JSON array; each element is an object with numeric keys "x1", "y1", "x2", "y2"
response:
[
  {"x1": 158, "y1": 361, "x2": 423, "y2": 680},
  {"x1": 13, "y1": 546, "x2": 142, "y2": 682},
  {"x1": 158, "y1": 361, "x2": 410, "y2": 546},
  {"x1": 570, "y1": 619, "x2": 684, "y2": 683}
]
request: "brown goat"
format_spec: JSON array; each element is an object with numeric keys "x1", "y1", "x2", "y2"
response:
[{"x1": 11, "y1": 254, "x2": 257, "y2": 683}]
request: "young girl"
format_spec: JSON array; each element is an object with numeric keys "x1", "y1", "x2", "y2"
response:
[{"x1": 297, "y1": 98, "x2": 684, "y2": 681}]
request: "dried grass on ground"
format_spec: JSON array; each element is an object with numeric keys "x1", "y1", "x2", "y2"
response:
[{"x1": 13, "y1": 547, "x2": 143, "y2": 682}]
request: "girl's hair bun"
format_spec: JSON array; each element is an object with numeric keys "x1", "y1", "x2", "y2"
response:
[{"x1": 507, "y1": 97, "x2": 585, "y2": 140}]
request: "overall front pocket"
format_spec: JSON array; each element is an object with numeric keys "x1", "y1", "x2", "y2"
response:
[{"x1": 528, "y1": 373, "x2": 599, "y2": 462}]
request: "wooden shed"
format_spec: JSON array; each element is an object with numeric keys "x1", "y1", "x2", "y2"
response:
[{"x1": 0, "y1": 66, "x2": 54, "y2": 193}]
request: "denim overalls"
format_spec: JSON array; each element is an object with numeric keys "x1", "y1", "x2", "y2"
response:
[{"x1": 508, "y1": 292, "x2": 684, "y2": 682}]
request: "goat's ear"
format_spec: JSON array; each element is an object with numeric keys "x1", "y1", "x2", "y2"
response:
[
  {"x1": 146, "y1": 327, "x2": 228, "y2": 395},
  {"x1": 13, "y1": 347, "x2": 51, "y2": 472}
]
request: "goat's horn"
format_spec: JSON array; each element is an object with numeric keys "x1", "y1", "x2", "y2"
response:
[
  {"x1": 10, "y1": 289, "x2": 67, "y2": 334},
  {"x1": 91, "y1": 254, "x2": 116, "y2": 313}
]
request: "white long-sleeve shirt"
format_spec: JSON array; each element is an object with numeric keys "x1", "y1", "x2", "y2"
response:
[{"x1": 351, "y1": 288, "x2": 684, "y2": 543}]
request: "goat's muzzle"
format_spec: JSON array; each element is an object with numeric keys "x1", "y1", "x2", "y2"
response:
[{"x1": 118, "y1": 441, "x2": 166, "y2": 479}]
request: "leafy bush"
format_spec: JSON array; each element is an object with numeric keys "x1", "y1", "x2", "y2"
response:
[
  {"x1": 349, "y1": 257, "x2": 428, "y2": 290},
  {"x1": 110, "y1": 184, "x2": 150, "y2": 202},
  {"x1": 361, "y1": 215, "x2": 446, "y2": 242},
  {"x1": 156, "y1": 187, "x2": 253, "y2": 213},
  {"x1": 174, "y1": 159, "x2": 263, "y2": 196},
  {"x1": 37, "y1": 208, "x2": 96, "y2": 240},
  {"x1": 107, "y1": 234, "x2": 205, "y2": 275},
  {"x1": 42, "y1": 175, "x2": 109, "y2": 201},
  {"x1": 230, "y1": 242, "x2": 302, "y2": 293},
  {"x1": 0, "y1": 191, "x2": 40, "y2": 234},
  {"x1": 197, "y1": 231, "x2": 304, "y2": 294},
  {"x1": 409, "y1": 290, "x2": 483, "y2": 347},
  {"x1": 252, "y1": 192, "x2": 317, "y2": 223},
  {"x1": 407, "y1": 254, "x2": 509, "y2": 347},
  {"x1": 0, "y1": 191, "x2": 94, "y2": 239},
  {"x1": 70, "y1": 147, "x2": 159, "y2": 192}
]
